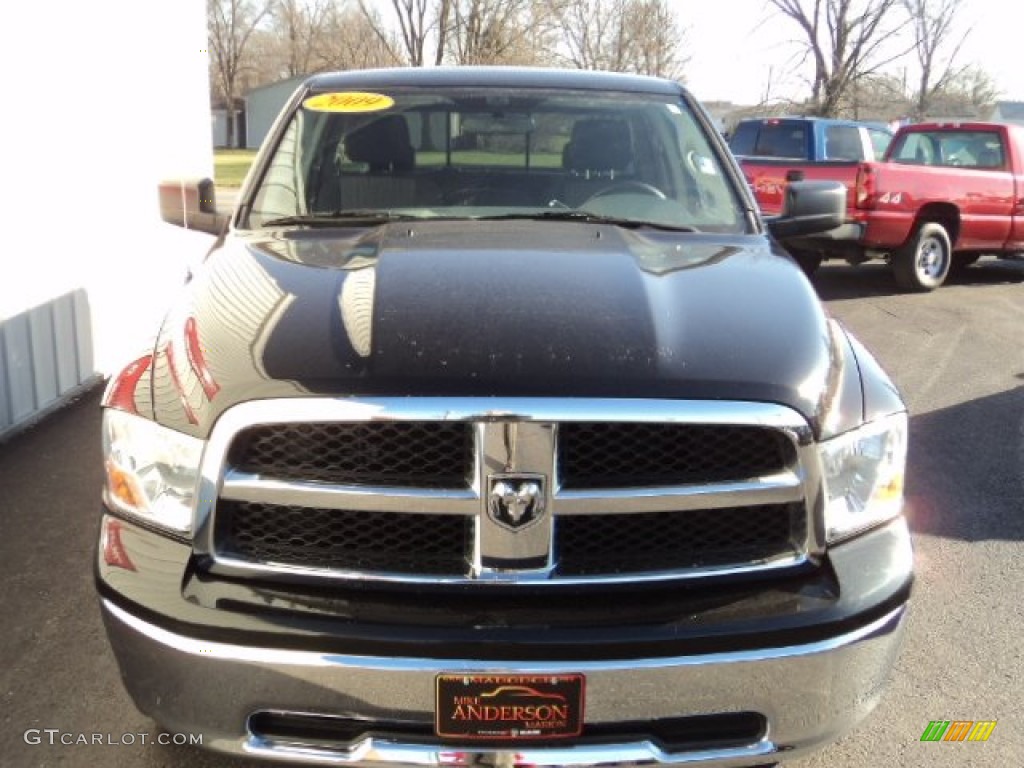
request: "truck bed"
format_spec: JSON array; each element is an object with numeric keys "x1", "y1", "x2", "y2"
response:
[{"x1": 738, "y1": 157, "x2": 861, "y2": 216}]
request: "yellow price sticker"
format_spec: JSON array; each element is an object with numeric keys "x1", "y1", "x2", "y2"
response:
[{"x1": 303, "y1": 92, "x2": 395, "y2": 113}]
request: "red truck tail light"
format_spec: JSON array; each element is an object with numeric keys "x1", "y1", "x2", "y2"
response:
[{"x1": 855, "y1": 164, "x2": 876, "y2": 209}]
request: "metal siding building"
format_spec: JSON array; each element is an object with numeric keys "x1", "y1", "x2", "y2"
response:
[
  {"x1": 212, "y1": 105, "x2": 245, "y2": 148},
  {"x1": 0, "y1": 292, "x2": 95, "y2": 436},
  {"x1": 245, "y1": 76, "x2": 306, "y2": 150},
  {"x1": 989, "y1": 101, "x2": 1024, "y2": 126}
]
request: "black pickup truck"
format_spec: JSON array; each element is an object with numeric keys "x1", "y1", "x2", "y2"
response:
[{"x1": 97, "y1": 67, "x2": 912, "y2": 768}]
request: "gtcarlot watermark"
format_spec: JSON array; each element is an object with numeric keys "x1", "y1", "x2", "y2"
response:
[{"x1": 24, "y1": 729, "x2": 203, "y2": 747}]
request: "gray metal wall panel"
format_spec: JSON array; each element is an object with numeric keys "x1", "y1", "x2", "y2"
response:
[
  {"x1": 29, "y1": 304, "x2": 58, "y2": 408},
  {"x1": 245, "y1": 77, "x2": 304, "y2": 149},
  {"x1": 52, "y1": 296, "x2": 80, "y2": 394},
  {"x1": 0, "y1": 328, "x2": 11, "y2": 431},
  {"x1": 3, "y1": 314, "x2": 36, "y2": 423},
  {"x1": 72, "y1": 290, "x2": 94, "y2": 382},
  {"x1": 212, "y1": 110, "x2": 227, "y2": 148},
  {"x1": 0, "y1": 289, "x2": 96, "y2": 441}
]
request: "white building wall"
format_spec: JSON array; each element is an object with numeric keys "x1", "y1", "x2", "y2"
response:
[{"x1": 0, "y1": 1, "x2": 215, "y2": 438}]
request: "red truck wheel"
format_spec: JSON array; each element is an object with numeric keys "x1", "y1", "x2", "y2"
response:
[{"x1": 893, "y1": 222, "x2": 951, "y2": 292}]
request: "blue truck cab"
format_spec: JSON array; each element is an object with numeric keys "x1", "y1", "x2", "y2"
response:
[{"x1": 729, "y1": 117, "x2": 893, "y2": 162}]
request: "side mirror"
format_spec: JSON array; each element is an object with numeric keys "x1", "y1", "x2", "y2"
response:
[
  {"x1": 766, "y1": 180, "x2": 845, "y2": 240},
  {"x1": 157, "y1": 178, "x2": 228, "y2": 236}
]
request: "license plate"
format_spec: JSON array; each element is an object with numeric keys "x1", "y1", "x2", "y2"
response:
[{"x1": 435, "y1": 674, "x2": 584, "y2": 740}]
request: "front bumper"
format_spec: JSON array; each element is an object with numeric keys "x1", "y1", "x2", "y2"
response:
[
  {"x1": 98, "y1": 515, "x2": 912, "y2": 767},
  {"x1": 102, "y1": 599, "x2": 906, "y2": 767}
]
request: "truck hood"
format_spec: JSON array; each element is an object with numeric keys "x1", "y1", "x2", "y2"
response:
[{"x1": 149, "y1": 220, "x2": 838, "y2": 437}]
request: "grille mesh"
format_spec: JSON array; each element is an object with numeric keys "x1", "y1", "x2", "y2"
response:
[
  {"x1": 229, "y1": 422, "x2": 473, "y2": 487},
  {"x1": 216, "y1": 417, "x2": 806, "y2": 581},
  {"x1": 556, "y1": 503, "x2": 804, "y2": 575},
  {"x1": 558, "y1": 423, "x2": 795, "y2": 488},
  {"x1": 216, "y1": 501, "x2": 471, "y2": 575}
]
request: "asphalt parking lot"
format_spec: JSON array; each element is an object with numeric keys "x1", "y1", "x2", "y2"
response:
[{"x1": 1, "y1": 257, "x2": 1021, "y2": 767}]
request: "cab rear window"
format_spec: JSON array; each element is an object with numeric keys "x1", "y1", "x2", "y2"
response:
[
  {"x1": 729, "y1": 121, "x2": 809, "y2": 159},
  {"x1": 889, "y1": 130, "x2": 1005, "y2": 169}
]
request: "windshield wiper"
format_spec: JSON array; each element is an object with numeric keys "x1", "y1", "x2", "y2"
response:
[
  {"x1": 262, "y1": 210, "x2": 422, "y2": 227},
  {"x1": 475, "y1": 211, "x2": 698, "y2": 232}
]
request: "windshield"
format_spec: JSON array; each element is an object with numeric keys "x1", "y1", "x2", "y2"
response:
[{"x1": 244, "y1": 86, "x2": 746, "y2": 233}]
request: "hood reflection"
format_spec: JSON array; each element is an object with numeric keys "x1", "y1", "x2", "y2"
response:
[{"x1": 150, "y1": 221, "x2": 832, "y2": 439}]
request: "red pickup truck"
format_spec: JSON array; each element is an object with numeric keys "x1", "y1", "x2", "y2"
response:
[
  {"x1": 790, "y1": 121, "x2": 1024, "y2": 290},
  {"x1": 730, "y1": 117, "x2": 892, "y2": 217}
]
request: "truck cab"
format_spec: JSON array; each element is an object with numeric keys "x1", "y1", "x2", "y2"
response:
[{"x1": 729, "y1": 117, "x2": 892, "y2": 165}]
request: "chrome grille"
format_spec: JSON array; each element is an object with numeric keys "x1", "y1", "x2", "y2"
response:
[
  {"x1": 229, "y1": 422, "x2": 473, "y2": 487},
  {"x1": 555, "y1": 503, "x2": 805, "y2": 576},
  {"x1": 558, "y1": 423, "x2": 795, "y2": 488},
  {"x1": 217, "y1": 501, "x2": 470, "y2": 576},
  {"x1": 200, "y1": 398, "x2": 818, "y2": 585}
]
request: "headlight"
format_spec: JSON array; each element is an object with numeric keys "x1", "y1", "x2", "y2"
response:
[
  {"x1": 821, "y1": 412, "x2": 907, "y2": 543},
  {"x1": 102, "y1": 409, "x2": 204, "y2": 535}
]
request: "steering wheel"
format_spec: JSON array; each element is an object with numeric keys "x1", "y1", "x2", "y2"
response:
[{"x1": 583, "y1": 180, "x2": 668, "y2": 204}]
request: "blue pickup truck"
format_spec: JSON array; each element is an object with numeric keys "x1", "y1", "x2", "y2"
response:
[{"x1": 729, "y1": 117, "x2": 893, "y2": 165}]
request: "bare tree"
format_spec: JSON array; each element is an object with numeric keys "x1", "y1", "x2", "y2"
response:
[
  {"x1": 926, "y1": 63, "x2": 1000, "y2": 118},
  {"x1": 243, "y1": 26, "x2": 288, "y2": 85},
  {"x1": 273, "y1": 0, "x2": 335, "y2": 77},
  {"x1": 619, "y1": 0, "x2": 687, "y2": 79},
  {"x1": 525, "y1": 0, "x2": 576, "y2": 64},
  {"x1": 557, "y1": 0, "x2": 628, "y2": 71},
  {"x1": 444, "y1": 0, "x2": 563, "y2": 65},
  {"x1": 902, "y1": 0, "x2": 969, "y2": 119},
  {"x1": 449, "y1": 0, "x2": 526, "y2": 64},
  {"x1": 321, "y1": 4, "x2": 402, "y2": 70},
  {"x1": 360, "y1": 0, "x2": 452, "y2": 66},
  {"x1": 847, "y1": 72, "x2": 912, "y2": 118},
  {"x1": 556, "y1": 0, "x2": 686, "y2": 78},
  {"x1": 209, "y1": 0, "x2": 273, "y2": 147},
  {"x1": 434, "y1": 0, "x2": 453, "y2": 65},
  {"x1": 768, "y1": 0, "x2": 910, "y2": 117}
]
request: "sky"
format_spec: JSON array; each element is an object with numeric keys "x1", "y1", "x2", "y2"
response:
[{"x1": 680, "y1": 0, "x2": 1018, "y2": 105}]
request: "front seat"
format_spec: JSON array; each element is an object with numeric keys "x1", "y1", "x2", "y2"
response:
[
  {"x1": 975, "y1": 146, "x2": 1003, "y2": 168},
  {"x1": 344, "y1": 115, "x2": 415, "y2": 172},
  {"x1": 326, "y1": 115, "x2": 438, "y2": 210},
  {"x1": 556, "y1": 119, "x2": 635, "y2": 206}
]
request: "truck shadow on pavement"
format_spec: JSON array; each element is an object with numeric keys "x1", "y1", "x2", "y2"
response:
[
  {"x1": 812, "y1": 258, "x2": 1024, "y2": 300},
  {"x1": 905, "y1": 385, "x2": 1024, "y2": 543}
]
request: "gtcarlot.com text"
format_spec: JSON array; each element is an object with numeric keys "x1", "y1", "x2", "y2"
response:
[{"x1": 24, "y1": 729, "x2": 203, "y2": 746}]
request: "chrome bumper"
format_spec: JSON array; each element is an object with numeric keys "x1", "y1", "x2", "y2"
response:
[{"x1": 101, "y1": 599, "x2": 907, "y2": 767}]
